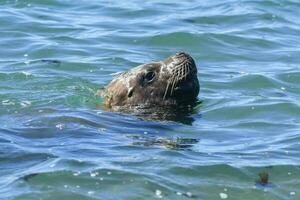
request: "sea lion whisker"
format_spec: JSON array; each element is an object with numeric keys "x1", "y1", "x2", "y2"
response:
[
  {"x1": 181, "y1": 65, "x2": 185, "y2": 80},
  {"x1": 173, "y1": 67, "x2": 181, "y2": 75},
  {"x1": 169, "y1": 75, "x2": 175, "y2": 96},
  {"x1": 186, "y1": 64, "x2": 190, "y2": 78},
  {"x1": 163, "y1": 80, "x2": 171, "y2": 100},
  {"x1": 165, "y1": 74, "x2": 174, "y2": 97},
  {"x1": 185, "y1": 63, "x2": 188, "y2": 80},
  {"x1": 171, "y1": 73, "x2": 179, "y2": 96},
  {"x1": 170, "y1": 75, "x2": 176, "y2": 96},
  {"x1": 183, "y1": 64, "x2": 186, "y2": 80},
  {"x1": 180, "y1": 65, "x2": 186, "y2": 80},
  {"x1": 180, "y1": 66, "x2": 184, "y2": 80}
]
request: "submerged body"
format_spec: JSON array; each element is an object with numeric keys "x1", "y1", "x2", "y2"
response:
[{"x1": 102, "y1": 52, "x2": 199, "y2": 113}]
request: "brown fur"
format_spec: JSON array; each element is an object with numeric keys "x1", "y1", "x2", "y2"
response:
[{"x1": 102, "y1": 52, "x2": 199, "y2": 111}]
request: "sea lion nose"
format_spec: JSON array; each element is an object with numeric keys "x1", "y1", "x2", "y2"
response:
[
  {"x1": 175, "y1": 52, "x2": 191, "y2": 59},
  {"x1": 174, "y1": 52, "x2": 194, "y2": 63},
  {"x1": 173, "y1": 52, "x2": 197, "y2": 71},
  {"x1": 176, "y1": 52, "x2": 187, "y2": 56}
]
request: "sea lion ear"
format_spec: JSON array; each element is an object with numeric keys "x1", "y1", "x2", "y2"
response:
[{"x1": 127, "y1": 87, "x2": 134, "y2": 98}]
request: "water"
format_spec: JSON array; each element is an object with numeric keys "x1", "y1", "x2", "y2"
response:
[{"x1": 1, "y1": 0, "x2": 300, "y2": 199}]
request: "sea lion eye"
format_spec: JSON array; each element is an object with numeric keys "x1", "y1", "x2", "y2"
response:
[
  {"x1": 144, "y1": 71, "x2": 155, "y2": 83},
  {"x1": 127, "y1": 87, "x2": 134, "y2": 97}
]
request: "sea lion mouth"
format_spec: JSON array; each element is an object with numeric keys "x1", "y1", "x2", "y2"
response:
[{"x1": 163, "y1": 52, "x2": 198, "y2": 100}]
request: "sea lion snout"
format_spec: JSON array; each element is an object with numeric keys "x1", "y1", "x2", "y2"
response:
[
  {"x1": 160, "y1": 52, "x2": 199, "y2": 102},
  {"x1": 164, "y1": 52, "x2": 197, "y2": 75}
]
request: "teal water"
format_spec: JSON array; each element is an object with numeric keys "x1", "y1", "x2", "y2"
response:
[{"x1": 1, "y1": 0, "x2": 300, "y2": 199}]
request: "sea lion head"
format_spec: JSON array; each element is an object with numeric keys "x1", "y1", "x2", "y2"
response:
[{"x1": 103, "y1": 52, "x2": 199, "y2": 110}]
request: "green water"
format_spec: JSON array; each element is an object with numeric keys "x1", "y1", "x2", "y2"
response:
[{"x1": 1, "y1": 0, "x2": 300, "y2": 199}]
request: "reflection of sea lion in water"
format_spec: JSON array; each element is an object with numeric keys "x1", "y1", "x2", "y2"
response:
[{"x1": 101, "y1": 52, "x2": 199, "y2": 114}]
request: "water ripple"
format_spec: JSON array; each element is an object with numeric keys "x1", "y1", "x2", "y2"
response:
[{"x1": 1, "y1": 0, "x2": 300, "y2": 199}]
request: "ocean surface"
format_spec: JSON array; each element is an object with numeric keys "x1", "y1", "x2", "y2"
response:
[{"x1": 1, "y1": 0, "x2": 300, "y2": 199}]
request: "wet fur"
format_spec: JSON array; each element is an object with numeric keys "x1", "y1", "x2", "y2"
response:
[{"x1": 102, "y1": 52, "x2": 199, "y2": 111}]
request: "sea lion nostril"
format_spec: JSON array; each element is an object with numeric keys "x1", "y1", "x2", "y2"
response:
[
  {"x1": 174, "y1": 52, "x2": 192, "y2": 61},
  {"x1": 176, "y1": 52, "x2": 187, "y2": 56}
]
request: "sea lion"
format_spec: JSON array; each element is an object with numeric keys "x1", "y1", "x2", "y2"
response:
[{"x1": 101, "y1": 52, "x2": 199, "y2": 114}]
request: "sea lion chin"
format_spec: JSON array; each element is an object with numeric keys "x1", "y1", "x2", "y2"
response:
[{"x1": 101, "y1": 52, "x2": 200, "y2": 112}]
